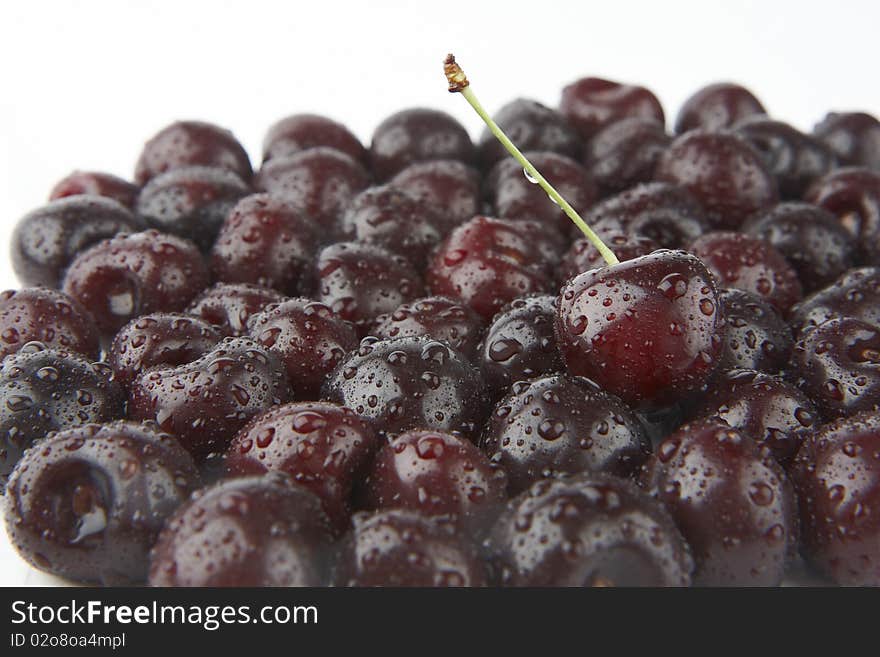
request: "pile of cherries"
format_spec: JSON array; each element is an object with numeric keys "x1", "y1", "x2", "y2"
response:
[{"x1": 3, "y1": 77, "x2": 880, "y2": 587}]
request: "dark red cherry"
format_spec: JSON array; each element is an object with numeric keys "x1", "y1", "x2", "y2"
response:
[
  {"x1": 315, "y1": 241, "x2": 424, "y2": 335},
  {"x1": 248, "y1": 298, "x2": 357, "y2": 400},
  {"x1": 0, "y1": 288, "x2": 99, "y2": 361},
  {"x1": 226, "y1": 401, "x2": 378, "y2": 533},
  {"x1": 187, "y1": 282, "x2": 285, "y2": 337},
  {"x1": 688, "y1": 231, "x2": 803, "y2": 315},
  {"x1": 369, "y1": 108, "x2": 475, "y2": 181},
  {"x1": 716, "y1": 289, "x2": 793, "y2": 373},
  {"x1": 427, "y1": 216, "x2": 553, "y2": 321},
  {"x1": 49, "y1": 171, "x2": 138, "y2": 209},
  {"x1": 584, "y1": 117, "x2": 671, "y2": 197},
  {"x1": 556, "y1": 250, "x2": 724, "y2": 410},
  {"x1": 148, "y1": 473, "x2": 332, "y2": 586},
  {"x1": 792, "y1": 317, "x2": 880, "y2": 421},
  {"x1": 333, "y1": 509, "x2": 486, "y2": 587},
  {"x1": 108, "y1": 313, "x2": 224, "y2": 388},
  {"x1": 389, "y1": 159, "x2": 482, "y2": 227},
  {"x1": 558, "y1": 233, "x2": 659, "y2": 284},
  {"x1": 128, "y1": 336, "x2": 292, "y2": 459},
  {"x1": 370, "y1": 296, "x2": 484, "y2": 361},
  {"x1": 487, "y1": 473, "x2": 693, "y2": 586},
  {"x1": 559, "y1": 77, "x2": 665, "y2": 140},
  {"x1": 481, "y1": 374, "x2": 650, "y2": 495},
  {"x1": 656, "y1": 130, "x2": 778, "y2": 230},
  {"x1": 675, "y1": 82, "x2": 766, "y2": 133},
  {"x1": 62, "y1": 230, "x2": 209, "y2": 339},
  {"x1": 12, "y1": 196, "x2": 144, "y2": 288},
  {"x1": 788, "y1": 267, "x2": 880, "y2": 336},
  {"x1": 3, "y1": 421, "x2": 199, "y2": 585},
  {"x1": 262, "y1": 113, "x2": 367, "y2": 164},
  {"x1": 791, "y1": 411, "x2": 880, "y2": 586},
  {"x1": 323, "y1": 337, "x2": 485, "y2": 440},
  {"x1": 134, "y1": 120, "x2": 252, "y2": 185},
  {"x1": 642, "y1": 418, "x2": 798, "y2": 586},
  {"x1": 743, "y1": 202, "x2": 857, "y2": 293},
  {"x1": 363, "y1": 429, "x2": 507, "y2": 533},
  {"x1": 813, "y1": 111, "x2": 880, "y2": 170},
  {"x1": 210, "y1": 193, "x2": 318, "y2": 295}
]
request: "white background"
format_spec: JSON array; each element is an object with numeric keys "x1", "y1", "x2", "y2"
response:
[{"x1": 1, "y1": 0, "x2": 877, "y2": 586}]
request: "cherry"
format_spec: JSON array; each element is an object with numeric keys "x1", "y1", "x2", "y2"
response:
[
  {"x1": 0, "y1": 288, "x2": 100, "y2": 362},
  {"x1": 323, "y1": 336, "x2": 485, "y2": 440},
  {"x1": 559, "y1": 77, "x2": 665, "y2": 140},
  {"x1": 210, "y1": 193, "x2": 318, "y2": 295},
  {"x1": 481, "y1": 374, "x2": 650, "y2": 494},
  {"x1": 487, "y1": 472, "x2": 693, "y2": 586},
  {"x1": 225, "y1": 401, "x2": 378, "y2": 533},
  {"x1": 558, "y1": 233, "x2": 659, "y2": 284},
  {"x1": 789, "y1": 267, "x2": 880, "y2": 338},
  {"x1": 247, "y1": 298, "x2": 358, "y2": 399},
  {"x1": 688, "y1": 231, "x2": 803, "y2": 315},
  {"x1": 333, "y1": 509, "x2": 486, "y2": 586},
  {"x1": 584, "y1": 117, "x2": 670, "y2": 197},
  {"x1": 642, "y1": 418, "x2": 798, "y2": 586},
  {"x1": 813, "y1": 111, "x2": 880, "y2": 170},
  {"x1": 262, "y1": 113, "x2": 367, "y2": 164},
  {"x1": 369, "y1": 108, "x2": 475, "y2": 181},
  {"x1": 148, "y1": 473, "x2": 332, "y2": 586},
  {"x1": 715, "y1": 289, "x2": 793, "y2": 373},
  {"x1": 3, "y1": 421, "x2": 199, "y2": 585},
  {"x1": 389, "y1": 159, "x2": 482, "y2": 227},
  {"x1": 49, "y1": 171, "x2": 138, "y2": 209},
  {"x1": 134, "y1": 120, "x2": 252, "y2": 185},
  {"x1": 12, "y1": 196, "x2": 144, "y2": 288},
  {"x1": 655, "y1": 130, "x2": 778, "y2": 230},
  {"x1": 127, "y1": 336, "x2": 293, "y2": 459},
  {"x1": 791, "y1": 411, "x2": 880, "y2": 586},
  {"x1": 675, "y1": 82, "x2": 766, "y2": 133},
  {"x1": 556, "y1": 249, "x2": 724, "y2": 410},
  {"x1": 187, "y1": 282, "x2": 285, "y2": 337}
]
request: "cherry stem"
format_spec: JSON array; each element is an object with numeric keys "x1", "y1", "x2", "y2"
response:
[{"x1": 443, "y1": 54, "x2": 619, "y2": 266}]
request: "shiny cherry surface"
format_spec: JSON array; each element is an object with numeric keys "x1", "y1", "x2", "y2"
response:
[
  {"x1": 813, "y1": 111, "x2": 880, "y2": 170},
  {"x1": 49, "y1": 171, "x2": 138, "y2": 209},
  {"x1": 675, "y1": 82, "x2": 766, "y2": 133},
  {"x1": 187, "y1": 283, "x2": 285, "y2": 337},
  {"x1": 789, "y1": 266, "x2": 880, "y2": 337},
  {"x1": 716, "y1": 289, "x2": 793, "y2": 373},
  {"x1": 262, "y1": 113, "x2": 366, "y2": 164},
  {"x1": 584, "y1": 117, "x2": 670, "y2": 197},
  {"x1": 389, "y1": 159, "x2": 482, "y2": 228},
  {"x1": 559, "y1": 77, "x2": 665, "y2": 140}
]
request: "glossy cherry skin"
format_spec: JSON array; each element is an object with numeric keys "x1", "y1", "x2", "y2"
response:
[
  {"x1": 333, "y1": 509, "x2": 487, "y2": 587},
  {"x1": 135, "y1": 166, "x2": 251, "y2": 252},
  {"x1": 187, "y1": 282, "x2": 285, "y2": 337},
  {"x1": 248, "y1": 298, "x2": 357, "y2": 399},
  {"x1": 559, "y1": 77, "x2": 665, "y2": 140},
  {"x1": 4, "y1": 421, "x2": 199, "y2": 585},
  {"x1": 0, "y1": 343, "x2": 126, "y2": 486},
  {"x1": 479, "y1": 98, "x2": 582, "y2": 169},
  {"x1": 674, "y1": 82, "x2": 766, "y2": 133},
  {"x1": 49, "y1": 171, "x2": 138, "y2": 209},
  {"x1": 716, "y1": 289, "x2": 793, "y2": 373},
  {"x1": 362, "y1": 429, "x2": 507, "y2": 534},
  {"x1": 262, "y1": 113, "x2": 367, "y2": 164},
  {"x1": 791, "y1": 411, "x2": 880, "y2": 585},
  {"x1": 584, "y1": 117, "x2": 670, "y2": 197},
  {"x1": 427, "y1": 216, "x2": 553, "y2": 321},
  {"x1": 323, "y1": 337, "x2": 485, "y2": 441},
  {"x1": 691, "y1": 368, "x2": 818, "y2": 467},
  {"x1": 62, "y1": 230, "x2": 209, "y2": 339},
  {"x1": 315, "y1": 241, "x2": 424, "y2": 335},
  {"x1": 210, "y1": 193, "x2": 318, "y2": 295},
  {"x1": 556, "y1": 249, "x2": 724, "y2": 410},
  {"x1": 743, "y1": 202, "x2": 857, "y2": 293},
  {"x1": 369, "y1": 108, "x2": 475, "y2": 181},
  {"x1": 656, "y1": 130, "x2": 778, "y2": 230},
  {"x1": 12, "y1": 196, "x2": 144, "y2": 288},
  {"x1": 370, "y1": 296, "x2": 484, "y2": 361},
  {"x1": 226, "y1": 401, "x2": 378, "y2": 533},
  {"x1": 482, "y1": 374, "x2": 650, "y2": 495},
  {"x1": 558, "y1": 233, "x2": 659, "y2": 284},
  {"x1": 255, "y1": 147, "x2": 370, "y2": 234},
  {"x1": 0, "y1": 288, "x2": 99, "y2": 361},
  {"x1": 128, "y1": 336, "x2": 293, "y2": 459},
  {"x1": 641, "y1": 418, "x2": 798, "y2": 586},
  {"x1": 134, "y1": 120, "x2": 252, "y2": 185},
  {"x1": 813, "y1": 111, "x2": 880, "y2": 170},
  {"x1": 487, "y1": 472, "x2": 693, "y2": 586},
  {"x1": 734, "y1": 116, "x2": 836, "y2": 198},
  {"x1": 791, "y1": 318, "x2": 880, "y2": 421},
  {"x1": 389, "y1": 159, "x2": 482, "y2": 228},
  {"x1": 108, "y1": 313, "x2": 224, "y2": 388},
  {"x1": 148, "y1": 473, "x2": 333, "y2": 586},
  {"x1": 788, "y1": 267, "x2": 880, "y2": 337},
  {"x1": 688, "y1": 231, "x2": 803, "y2": 315}
]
